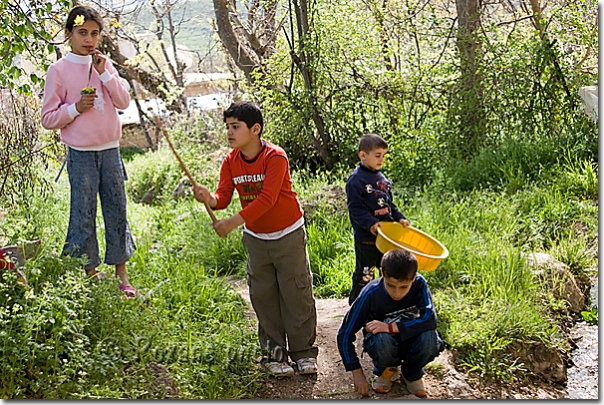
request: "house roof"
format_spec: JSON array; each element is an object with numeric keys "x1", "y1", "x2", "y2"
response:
[{"x1": 183, "y1": 72, "x2": 231, "y2": 85}]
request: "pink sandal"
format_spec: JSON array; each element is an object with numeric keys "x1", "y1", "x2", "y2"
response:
[{"x1": 119, "y1": 283, "x2": 136, "y2": 298}]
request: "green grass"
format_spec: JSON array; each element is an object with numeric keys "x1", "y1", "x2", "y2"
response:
[
  {"x1": 0, "y1": 162, "x2": 261, "y2": 399},
  {"x1": 0, "y1": 117, "x2": 597, "y2": 395}
]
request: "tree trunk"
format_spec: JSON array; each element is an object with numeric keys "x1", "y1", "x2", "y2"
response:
[
  {"x1": 212, "y1": 0, "x2": 259, "y2": 81},
  {"x1": 289, "y1": 0, "x2": 333, "y2": 169},
  {"x1": 455, "y1": 0, "x2": 485, "y2": 155},
  {"x1": 211, "y1": 0, "x2": 333, "y2": 168}
]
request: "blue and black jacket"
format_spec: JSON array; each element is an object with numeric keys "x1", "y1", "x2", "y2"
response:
[
  {"x1": 336, "y1": 275, "x2": 437, "y2": 371},
  {"x1": 346, "y1": 163, "x2": 405, "y2": 242}
]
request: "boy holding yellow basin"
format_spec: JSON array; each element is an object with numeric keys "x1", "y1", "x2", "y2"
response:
[{"x1": 345, "y1": 133, "x2": 409, "y2": 305}]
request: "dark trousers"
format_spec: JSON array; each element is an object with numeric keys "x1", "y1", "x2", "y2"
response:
[
  {"x1": 363, "y1": 330, "x2": 446, "y2": 381},
  {"x1": 348, "y1": 238, "x2": 383, "y2": 305}
]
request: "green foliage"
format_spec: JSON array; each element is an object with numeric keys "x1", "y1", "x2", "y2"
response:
[
  {"x1": 385, "y1": 122, "x2": 448, "y2": 191},
  {"x1": 512, "y1": 186, "x2": 597, "y2": 251},
  {"x1": 0, "y1": 0, "x2": 71, "y2": 94},
  {"x1": 0, "y1": 167, "x2": 262, "y2": 398},
  {"x1": 444, "y1": 136, "x2": 559, "y2": 192},
  {"x1": 0, "y1": 0, "x2": 598, "y2": 391},
  {"x1": 0, "y1": 91, "x2": 62, "y2": 207},
  {"x1": 550, "y1": 233, "x2": 596, "y2": 278},
  {"x1": 556, "y1": 156, "x2": 598, "y2": 200},
  {"x1": 120, "y1": 147, "x2": 146, "y2": 162},
  {"x1": 293, "y1": 170, "x2": 354, "y2": 297},
  {"x1": 125, "y1": 112, "x2": 230, "y2": 207},
  {"x1": 130, "y1": 199, "x2": 247, "y2": 277},
  {"x1": 580, "y1": 307, "x2": 597, "y2": 325},
  {"x1": 249, "y1": 0, "x2": 597, "y2": 177},
  {"x1": 255, "y1": 0, "x2": 455, "y2": 170},
  {"x1": 306, "y1": 216, "x2": 354, "y2": 298},
  {"x1": 405, "y1": 182, "x2": 594, "y2": 380},
  {"x1": 124, "y1": 148, "x2": 182, "y2": 204},
  {"x1": 424, "y1": 362, "x2": 445, "y2": 379},
  {"x1": 458, "y1": 337, "x2": 527, "y2": 382}
]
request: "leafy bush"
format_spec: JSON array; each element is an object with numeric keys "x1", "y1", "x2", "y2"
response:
[
  {"x1": 124, "y1": 148, "x2": 183, "y2": 205},
  {"x1": 0, "y1": 248, "x2": 262, "y2": 398},
  {"x1": 0, "y1": 169, "x2": 263, "y2": 398},
  {"x1": 580, "y1": 307, "x2": 598, "y2": 325},
  {"x1": 0, "y1": 90, "x2": 62, "y2": 207}
]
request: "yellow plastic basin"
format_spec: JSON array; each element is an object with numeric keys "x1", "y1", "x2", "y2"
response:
[{"x1": 376, "y1": 222, "x2": 449, "y2": 271}]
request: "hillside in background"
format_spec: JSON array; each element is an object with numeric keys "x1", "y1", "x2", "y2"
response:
[{"x1": 131, "y1": 0, "x2": 221, "y2": 68}]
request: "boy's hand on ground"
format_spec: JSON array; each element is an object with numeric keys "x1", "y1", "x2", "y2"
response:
[
  {"x1": 370, "y1": 222, "x2": 381, "y2": 236},
  {"x1": 399, "y1": 218, "x2": 410, "y2": 227},
  {"x1": 352, "y1": 369, "x2": 370, "y2": 396},
  {"x1": 365, "y1": 320, "x2": 389, "y2": 334}
]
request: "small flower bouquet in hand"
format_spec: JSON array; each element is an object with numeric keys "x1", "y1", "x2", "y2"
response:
[{"x1": 81, "y1": 87, "x2": 96, "y2": 94}]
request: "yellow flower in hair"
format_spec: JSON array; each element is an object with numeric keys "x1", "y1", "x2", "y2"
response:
[{"x1": 74, "y1": 15, "x2": 85, "y2": 26}]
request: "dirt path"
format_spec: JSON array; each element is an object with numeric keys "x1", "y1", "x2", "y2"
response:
[{"x1": 230, "y1": 279, "x2": 568, "y2": 399}]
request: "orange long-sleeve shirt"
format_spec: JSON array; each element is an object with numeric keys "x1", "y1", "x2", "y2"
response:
[{"x1": 214, "y1": 140, "x2": 304, "y2": 234}]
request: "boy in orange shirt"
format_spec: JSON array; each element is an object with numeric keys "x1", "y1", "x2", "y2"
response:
[{"x1": 193, "y1": 101, "x2": 318, "y2": 377}]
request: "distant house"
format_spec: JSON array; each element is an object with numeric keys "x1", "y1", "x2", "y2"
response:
[
  {"x1": 183, "y1": 72, "x2": 231, "y2": 97},
  {"x1": 118, "y1": 38, "x2": 231, "y2": 99},
  {"x1": 118, "y1": 98, "x2": 168, "y2": 125}
]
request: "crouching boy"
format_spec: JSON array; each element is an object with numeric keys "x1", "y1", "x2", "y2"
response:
[{"x1": 336, "y1": 249, "x2": 447, "y2": 397}]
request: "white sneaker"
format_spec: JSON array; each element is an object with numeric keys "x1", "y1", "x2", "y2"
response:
[
  {"x1": 262, "y1": 361, "x2": 294, "y2": 378},
  {"x1": 372, "y1": 367, "x2": 398, "y2": 393},
  {"x1": 404, "y1": 377, "x2": 427, "y2": 397},
  {"x1": 296, "y1": 357, "x2": 318, "y2": 374}
]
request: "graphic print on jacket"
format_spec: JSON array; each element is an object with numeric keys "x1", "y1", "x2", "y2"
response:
[
  {"x1": 382, "y1": 305, "x2": 421, "y2": 324},
  {"x1": 346, "y1": 164, "x2": 406, "y2": 242},
  {"x1": 371, "y1": 180, "x2": 394, "y2": 217},
  {"x1": 234, "y1": 174, "x2": 265, "y2": 200}
]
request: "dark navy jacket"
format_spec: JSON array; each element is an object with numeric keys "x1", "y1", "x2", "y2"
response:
[
  {"x1": 336, "y1": 275, "x2": 437, "y2": 371},
  {"x1": 346, "y1": 163, "x2": 405, "y2": 242}
]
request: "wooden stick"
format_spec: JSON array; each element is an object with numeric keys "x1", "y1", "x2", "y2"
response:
[{"x1": 153, "y1": 116, "x2": 218, "y2": 224}]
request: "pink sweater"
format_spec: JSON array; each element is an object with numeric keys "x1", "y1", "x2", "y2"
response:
[{"x1": 41, "y1": 52, "x2": 131, "y2": 150}]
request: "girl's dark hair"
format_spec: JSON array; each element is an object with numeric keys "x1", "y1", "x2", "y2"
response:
[
  {"x1": 358, "y1": 133, "x2": 388, "y2": 153},
  {"x1": 380, "y1": 249, "x2": 417, "y2": 281},
  {"x1": 65, "y1": 6, "x2": 104, "y2": 33},
  {"x1": 223, "y1": 101, "x2": 264, "y2": 137}
]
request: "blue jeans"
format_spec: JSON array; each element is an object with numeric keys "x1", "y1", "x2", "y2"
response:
[
  {"x1": 63, "y1": 147, "x2": 136, "y2": 270},
  {"x1": 363, "y1": 330, "x2": 445, "y2": 381}
]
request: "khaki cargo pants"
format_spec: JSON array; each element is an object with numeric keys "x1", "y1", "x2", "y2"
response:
[{"x1": 242, "y1": 226, "x2": 318, "y2": 363}]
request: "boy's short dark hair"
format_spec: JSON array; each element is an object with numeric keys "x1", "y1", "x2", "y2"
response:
[
  {"x1": 224, "y1": 101, "x2": 264, "y2": 137},
  {"x1": 380, "y1": 249, "x2": 417, "y2": 281},
  {"x1": 358, "y1": 133, "x2": 388, "y2": 153},
  {"x1": 66, "y1": 6, "x2": 104, "y2": 33}
]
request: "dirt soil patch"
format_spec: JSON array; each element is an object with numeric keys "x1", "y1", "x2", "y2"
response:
[{"x1": 229, "y1": 279, "x2": 568, "y2": 399}]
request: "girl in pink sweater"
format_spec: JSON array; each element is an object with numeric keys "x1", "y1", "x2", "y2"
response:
[{"x1": 41, "y1": 6, "x2": 136, "y2": 297}]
